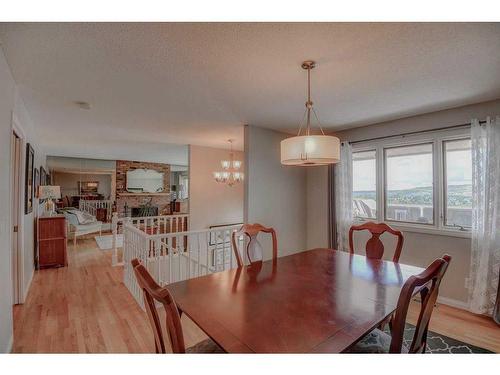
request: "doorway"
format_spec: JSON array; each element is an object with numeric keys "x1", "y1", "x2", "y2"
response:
[{"x1": 11, "y1": 130, "x2": 23, "y2": 305}]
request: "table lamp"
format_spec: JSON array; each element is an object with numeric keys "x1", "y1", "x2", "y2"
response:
[{"x1": 39, "y1": 185, "x2": 61, "y2": 214}]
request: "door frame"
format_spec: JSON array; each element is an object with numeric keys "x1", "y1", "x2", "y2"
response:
[{"x1": 11, "y1": 114, "x2": 26, "y2": 304}]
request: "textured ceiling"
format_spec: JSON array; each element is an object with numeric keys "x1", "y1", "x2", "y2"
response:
[{"x1": 0, "y1": 23, "x2": 499, "y2": 158}]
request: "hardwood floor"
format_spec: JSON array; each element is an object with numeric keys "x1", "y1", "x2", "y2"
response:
[
  {"x1": 12, "y1": 236, "x2": 500, "y2": 353},
  {"x1": 407, "y1": 300, "x2": 500, "y2": 352},
  {"x1": 13, "y1": 235, "x2": 207, "y2": 353}
]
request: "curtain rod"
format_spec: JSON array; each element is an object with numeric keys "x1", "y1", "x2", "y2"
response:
[{"x1": 348, "y1": 120, "x2": 486, "y2": 145}]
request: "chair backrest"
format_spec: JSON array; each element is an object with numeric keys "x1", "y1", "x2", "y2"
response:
[
  {"x1": 231, "y1": 223, "x2": 277, "y2": 267},
  {"x1": 62, "y1": 196, "x2": 70, "y2": 208},
  {"x1": 349, "y1": 221, "x2": 404, "y2": 262},
  {"x1": 389, "y1": 254, "x2": 452, "y2": 353},
  {"x1": 131, "y1": 258, "x2": 185, "y2": 353}
]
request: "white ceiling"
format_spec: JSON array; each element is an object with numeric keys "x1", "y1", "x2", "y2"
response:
[{"x1": 0, "y1": 23, "x2": 499, "y2": 160}]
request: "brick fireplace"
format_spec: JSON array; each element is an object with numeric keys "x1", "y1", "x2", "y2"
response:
[{"x1": 116, "y1": 160, "x2": 171, "y2": 217}]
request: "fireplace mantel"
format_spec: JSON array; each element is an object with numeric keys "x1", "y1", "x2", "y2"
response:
[{"x1": 118, "y1": 192, "x2": 170, "y2": 196}]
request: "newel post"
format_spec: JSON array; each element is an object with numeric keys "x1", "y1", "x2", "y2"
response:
[{"x1": 112, "y1": 212, "x2": 119, "y2": 266}]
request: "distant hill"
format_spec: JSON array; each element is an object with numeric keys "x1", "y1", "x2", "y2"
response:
[{"x1": 353, "y1": 184, "x2": 471, "y2": 207}]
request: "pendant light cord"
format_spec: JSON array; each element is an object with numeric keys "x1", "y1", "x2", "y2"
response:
[
  {"x1": 229, "y1": 139, "x2": 234, "y2": 163},
  {"x1": 306, "y1": 66, "x2": 312, "y2": 136},
  {"x1": 307, "y1": 65, "x2": 311, "y2": 105},
  {"x1": 297, "y1": 63, "x2": 325, "y2": 136}
]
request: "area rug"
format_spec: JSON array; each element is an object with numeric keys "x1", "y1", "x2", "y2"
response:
[
  {"x1": 94, "y1": 234, "x2": 123, "y2": 250},
  {"x1": 398, "y1": 324, "x2": 492, "y2": 353}
]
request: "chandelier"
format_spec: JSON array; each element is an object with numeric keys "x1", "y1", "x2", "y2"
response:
[
  {"x1": 280, "y1": 61, "x2": 341, "y2": 166},
  {"x1": 213, "y1": 140, "x2": 244, "y2": 186}
]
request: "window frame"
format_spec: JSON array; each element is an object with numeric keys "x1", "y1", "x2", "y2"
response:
[
  {"x1": 383, "y1": 142, "x2": 435, "y2": 226},
  {"x1": 351, "y1": 128, "x2": 471, "y2": 238},
  {"x1": 442, "y1": 137, "x2": 472, "y2": 230},
  {"x1": 352, "y1": 148, "x2": 378, "y2": 220}
]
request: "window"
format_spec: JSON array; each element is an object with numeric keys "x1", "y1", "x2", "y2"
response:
[
  {"x1": 444, "y1": 139, "x2": 472, "y2": 228},
  {"x1": 385, "y1": 143, "x2": 434, "y2": 224},
  {"x1": 352, "y1": 150, "x2": 376, "y2": 219},
  {"x1": 350, "y1": 128, "x2": 472, "y2": 235}
]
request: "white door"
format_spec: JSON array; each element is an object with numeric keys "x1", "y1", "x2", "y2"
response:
[{"x1": 11, "y1": 131, "x2": 22, "y2": 304}]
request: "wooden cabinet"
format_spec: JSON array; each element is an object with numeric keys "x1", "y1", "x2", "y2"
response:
[
  {"x1": 38, "y1": 214, "x2": 67, "y2": 269},
  {"x1": 95, "y1": 208, "x2": 107, "y2": 223}
]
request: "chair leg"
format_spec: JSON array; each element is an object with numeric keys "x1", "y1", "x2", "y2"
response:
[{"x1": 74, "y1": 234, "x2": 77, "y2": 248}]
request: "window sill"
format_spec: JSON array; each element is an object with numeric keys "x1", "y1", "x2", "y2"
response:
[
  {"x1": 390, "y1": 224, "x2": 471, "y2": 239},
  {"x1": 353, "y1": 219, "x2": 471, "y2": 239}
]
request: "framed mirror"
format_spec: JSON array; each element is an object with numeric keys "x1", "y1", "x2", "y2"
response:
[{"x1": 126, "y1": 169, "x2": 164, "y2": 193}]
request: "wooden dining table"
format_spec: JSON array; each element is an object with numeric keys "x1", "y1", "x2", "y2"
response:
[{"x1": 167, "y1": 248, "x2": 425, "y2": 353}]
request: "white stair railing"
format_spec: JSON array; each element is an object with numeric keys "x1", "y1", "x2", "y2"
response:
[
  {"x1": 111, "y1": 213, "x2": 189, "y2": 266},
  {"x1": 79, "y1": 199, "x2": 113, "y2": 222},
  {"x1": 122, "y1": 222, "x2": 243, "y2": 307}
]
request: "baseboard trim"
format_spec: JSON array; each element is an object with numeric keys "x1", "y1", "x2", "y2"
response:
[
  {"x1": 437, "y1": 296, "x2": 469, "y2": 310},
  {"x1": 5, "y1": 334, "x2": 13, "y2": 353},
  {"x1": 23, "y1": 268, "x2": 34, "y2": 303}
]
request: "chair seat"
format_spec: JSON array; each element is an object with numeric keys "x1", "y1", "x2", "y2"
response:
[
  {"x1": 185, "y1": 338, "x2": 225, "y2": 353},
  {"x1": 72, "y1": 221, "x2": 102, "y2": 232},
  {"x1": 345, "y1": 328, "x2": 409, "y2": 354}
]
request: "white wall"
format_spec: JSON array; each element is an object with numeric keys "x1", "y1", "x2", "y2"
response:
[
  {"x1": 16, "y1": 96, "x2": 46, "y2": 310},
  {"x1": 0, "y1": 47, "x2": 45, "y2": 353},
  {"x1": 306, "y1": 165, "x2": 329, "y2": 249},
  {"x1": 244, "y1": 125, "x2": 307, "y2": 259},
  {"x1": 189, "y1": 145, "x2": 244, "y2": 230},
  {"x1": 335, "y1": 98, "x2": 500, "y2": 143},
  {"x1": 46, "y1": 156, "x2": 116, "y2": 172},
  {"x1": 307, "y1": 99, "x2": 500, "y2": 307}
]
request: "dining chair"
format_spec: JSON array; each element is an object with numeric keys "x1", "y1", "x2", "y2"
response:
[
  {"x1": 231, "y1": 223, "x2": 277, "y2": 267},
  {"x1": 345, "y1": 254, "x2": 452, "y2": 354},
  {"x1": 131, "y1": 258, "x2": 224, "y2": 353},
  {"x1": 349, "y1": 221, "x2": 404, "y2": 262}
]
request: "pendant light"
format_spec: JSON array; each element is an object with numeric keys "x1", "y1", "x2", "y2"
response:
[{"x1": 280, "y1": 61, "x2": 341, "y2": 166}]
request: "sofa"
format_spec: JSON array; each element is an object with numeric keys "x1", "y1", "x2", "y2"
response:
[{"x1": 61, "y1": 208, "x2": 103, "y2": 246}]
